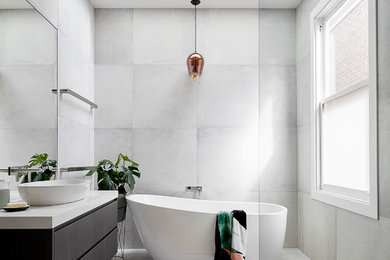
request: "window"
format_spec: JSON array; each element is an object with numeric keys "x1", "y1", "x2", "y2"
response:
[{"x1": 311, "y1": 0, "x2": 377, "y2": 218}]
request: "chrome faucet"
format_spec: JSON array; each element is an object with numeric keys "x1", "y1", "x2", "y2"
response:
[
  {"x1": 2, "y1": 166, "x2": 39, "y2": 182},
  {"x1": 0, "y1": 166, "x2": 96, "y2": 182},
  {"x1": 185, "y1": 186, "x2": 202, "y2": 199}
]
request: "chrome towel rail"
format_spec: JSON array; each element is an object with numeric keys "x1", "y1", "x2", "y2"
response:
[{"x1": 52, "y1": 89, "x2": 98, "y2": 109}]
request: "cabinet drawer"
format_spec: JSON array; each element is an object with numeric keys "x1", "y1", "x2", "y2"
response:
[
  {"x1": 80, "y1": 228, "x2": 117, "y2": 260},
  {"x1": 54, "y1": 200, "x2": 117, "y2": 260}
]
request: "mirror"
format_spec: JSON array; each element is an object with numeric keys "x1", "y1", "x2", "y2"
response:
[{"x1": 0, "y1": 0, "x2": 57, "y2": 187}]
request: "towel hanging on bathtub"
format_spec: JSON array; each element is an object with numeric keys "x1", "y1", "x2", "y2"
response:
[
  {"x1": 231, "y1": 210, "x2": 247, "y2": 260},
  {"x1": 214, "y1": 211, "x2": 247, "y2": 260},
  {"x1": 215, "y1": 211, "x2": 232, "y2": 260}
]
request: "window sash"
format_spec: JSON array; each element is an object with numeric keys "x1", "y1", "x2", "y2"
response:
[
  {"x1": 318, "y1": 82, "x2": 369, "y2": 195},
  {"x1": 310, "y1": 0, "x2": 377, "y2": 219}
]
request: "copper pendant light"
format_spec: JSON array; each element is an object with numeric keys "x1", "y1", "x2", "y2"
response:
[{"x1": 187, "y1": 0, "x2": 204, "y2": 80}]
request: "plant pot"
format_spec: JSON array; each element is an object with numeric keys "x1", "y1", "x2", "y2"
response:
[{"x1": 117, "y1": 193, "x2": 127, "y2": 223}]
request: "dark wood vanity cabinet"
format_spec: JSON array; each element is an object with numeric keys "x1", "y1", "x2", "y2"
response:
[{"x1": 0, "y1": 200, "x2": 118, "y2": 260}]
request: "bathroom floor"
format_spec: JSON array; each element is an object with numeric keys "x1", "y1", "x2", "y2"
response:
[{"x1": 116, "y1": 248, "x2": 310, "y2": 260}]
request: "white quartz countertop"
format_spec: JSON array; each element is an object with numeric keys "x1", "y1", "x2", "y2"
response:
[{"x1": 0, "y1": 191, "x2": 118, "y2": 229}]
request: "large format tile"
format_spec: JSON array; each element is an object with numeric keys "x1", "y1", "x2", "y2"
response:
[
  {"x1": 58, "y1": 0, "x2": 94, "y2": 60},
  {"x1": 28, "y1": 0, "x2": 58, "y2": 27},
  {"x1": 95, "y1": 9, "x2": 133, "y2": 65},
  {"x1": 94, "y1": 128, "x2": 132, "y2": 163},
  {"x1": 58, "y1": 117, "x2": 93, "y2": 168},
  {"x1": 259, "y1": 9, "x2": 296, "y2": 66},
  {"x1": 259, "y1": 65, "x2": 297, "y2": 128},
  {"x1": 297, "y1": 125, "x2": 311, "y2": 194},
  {"x1": 260, "y1": 126, "x2": 297, "y2": 192},
  {"x1": 132, "y1": 128, "x2": 197, "y2": 196},
  {"x1": 337, "y1": 209, "x2": 390, "y2": 260},
  {"x1": 197, "y1": 65, "x2": 258, "y2": 128},
  {"x1": 260, "y1": 192, "x2": 298, "y2": 248},
  {"x1": 296, "y1": 56, "x2": 311, "y2": 128},
  {"x1": 0, "y1": 128, "x2": 57, "y2": 169},
  {"x1": 299, "y1": 192, "x2": 336, "y2": 260},
  {"x1": 58, "y1": 32, "x2": 91, "y2": 96},
  {"x1": 133, "y1": 9, "x2": 193, "y2": 65},
  {"x1": 197, "y1": 128, "x2": 258, "y2": 193},
  {"x1": 133, "y1": 65, "x2": 196, "y2": 128},
  {"x1": 0, "y1": 10, "x2": 57, "y2": 65},
  {"x1": 58, "y1": 33, "x2": 94, "y2": 125},
  {"x1": 200, "y1": 191, "x2": 258, "y2": 202},
  {"x1": 95, "y1": 65, "x2": 133, "y2": 128},
  {"x1": 198, "y1": 9, "x2": 258, "y2": 65},
  {"x1": 0, "y1": 65, "x2": 57, "y2": 129}
]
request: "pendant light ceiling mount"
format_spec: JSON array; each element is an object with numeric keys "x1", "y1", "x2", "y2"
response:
[
  {"x1": 187, "y1": 0, "x2": 204, "y2": 80},
  {"x1": 191, "y1": 0, "x2": 201, "y2": 5}
]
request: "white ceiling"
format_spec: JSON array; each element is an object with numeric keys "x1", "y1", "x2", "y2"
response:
[{"x1": 89, "y1": 0, "x2": 302, "y2": 9}]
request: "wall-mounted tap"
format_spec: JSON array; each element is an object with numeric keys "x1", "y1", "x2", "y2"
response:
[
  {"x1": 0, "y1": 166, "x2": 96, "y2": 182},
  {"x1": 1, "y1": 166, "x2": 40, "y2": 182},
  {"x1": 185, "y1": 186, "x2": 202, "y2": 199}
]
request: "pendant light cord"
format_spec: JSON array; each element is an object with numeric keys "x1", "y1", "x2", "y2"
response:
[{"x1": 195, "y1": 5, "x2": 197, "y2": 53}]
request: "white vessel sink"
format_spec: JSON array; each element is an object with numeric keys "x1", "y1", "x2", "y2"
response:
[{"x1": 18, "y1": 179, "x2": 90, "y2": 206}]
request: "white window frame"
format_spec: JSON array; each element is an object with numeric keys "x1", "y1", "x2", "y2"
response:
[{"x1": 310, "y1": 0, "x2": 378, "y2": 219}]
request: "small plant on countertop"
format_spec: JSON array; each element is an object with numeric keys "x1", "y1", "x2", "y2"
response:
[
  {"x1": 21, "y1": 153, "x2": 57, "y2": 183},
  {"x1": 86, "y1": 153, "x2": 141, "y2": 195}
]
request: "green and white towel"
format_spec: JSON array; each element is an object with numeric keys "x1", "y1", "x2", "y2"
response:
[{"x1": 214, "y1": 210, "x2": 247, "y2": 260}]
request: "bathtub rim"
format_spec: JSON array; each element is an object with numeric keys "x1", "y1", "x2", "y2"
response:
[{"x1": 126, "y1": 194, "x2": 287, "y2": 216}]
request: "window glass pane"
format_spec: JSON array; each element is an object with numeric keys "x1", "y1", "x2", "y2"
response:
[
  {"x1": 321, "y1": 86, "x2": 369, "y2": 191},
  {"x1": 326, "y1": 0, "x2": 368, "y2": 96}
]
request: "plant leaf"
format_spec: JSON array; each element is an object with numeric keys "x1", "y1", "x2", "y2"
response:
[{"x1": 98, "y1": 175, "x2": 116, "y2": 190}]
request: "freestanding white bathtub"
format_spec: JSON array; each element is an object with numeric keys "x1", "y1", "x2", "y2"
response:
[{"x1": 127, "y1": 194, "x2": 287, "y2": 260}]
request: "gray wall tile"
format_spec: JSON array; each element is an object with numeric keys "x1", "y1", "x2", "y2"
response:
[
  {"x1": 133, "y1": 65, "x2": 196, "y2": 128},
  {"x1": 197, "y1": 65, "x2": 258, "y2": 128},
  {"x1": 95, "y1": 65, "x2": 133, "y2": 128},
  {"x1": 260, "y1": 126, "x2": 297, "y2": 192},
  {"x1": 260, "y1": 192, "x2": 298, "y2": 248},
  {"x1": 95, "y1": 9, "x2": 133, "y2": 65},
  {"x1": 197, "y1": 128, "x2": 258, "y2": 193},
  {"x1": 132, "y1": 128, "x2": 197, "y2": 196},
  {"x1": 0, "y1": 9, "x2": 56, "y2": 65},
  {"x1": 297, "y1": 125, "x2": 311, "y2": 194},
  {"x1": 337, "y1": 209, "x2": 390, "y2": 260},
  {"x1": 95, "y1": 128, "x2": 132, "y2": 163},
  {"x1": 28, "y1": 0, "x2": 58, "y2": 27},
  {"x1": 259, "y1": 65, "x2": 297, "y2": 128},
  {"x1": 260, "y1": 9, "x2": 296, "y2": 66},
  {"x1": 299, "y1": 192, "x2": 336, "y2": 260},
  {"x1": 0, "y1": 65, "x2": 56, "y2": 129},
  {"x1": 198, "y1": 9, "x2": 259, "y2": 65},
  {"x1": 133, "y1": 9, "x2": 193, "y2": 65}
]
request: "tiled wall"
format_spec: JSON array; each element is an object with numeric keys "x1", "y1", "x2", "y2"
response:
[
  {"x1": 25, "y1": 0, "x2": 95, "y2": 181},
  {"x1": 57, "y1": 0, "x2": 95, "y2": 179},
  {"x1": 259, "y1": 9, "x2": 298, "y2": 248},
  {"x1": 0, "y1": 9, "x2": 57, "y2": 188},
  {"x1": 296, "y1": 0, "x2": 390, "y2": 259},
  {"x1": 94, "y1": 8, "x2": 259, "y2": 248}
]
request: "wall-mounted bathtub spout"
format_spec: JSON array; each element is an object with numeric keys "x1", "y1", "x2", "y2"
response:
[{"x1": 185, "y1": 186, "x2": 202, "y2": 199}]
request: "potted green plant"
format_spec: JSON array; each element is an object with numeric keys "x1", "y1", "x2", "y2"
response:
[
  {"x1": 86, "y1": 153, "x2": 141, "y2": 222},
  {"x1": 21, "y1": 153, "x2": 57, "y2": 183}
]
